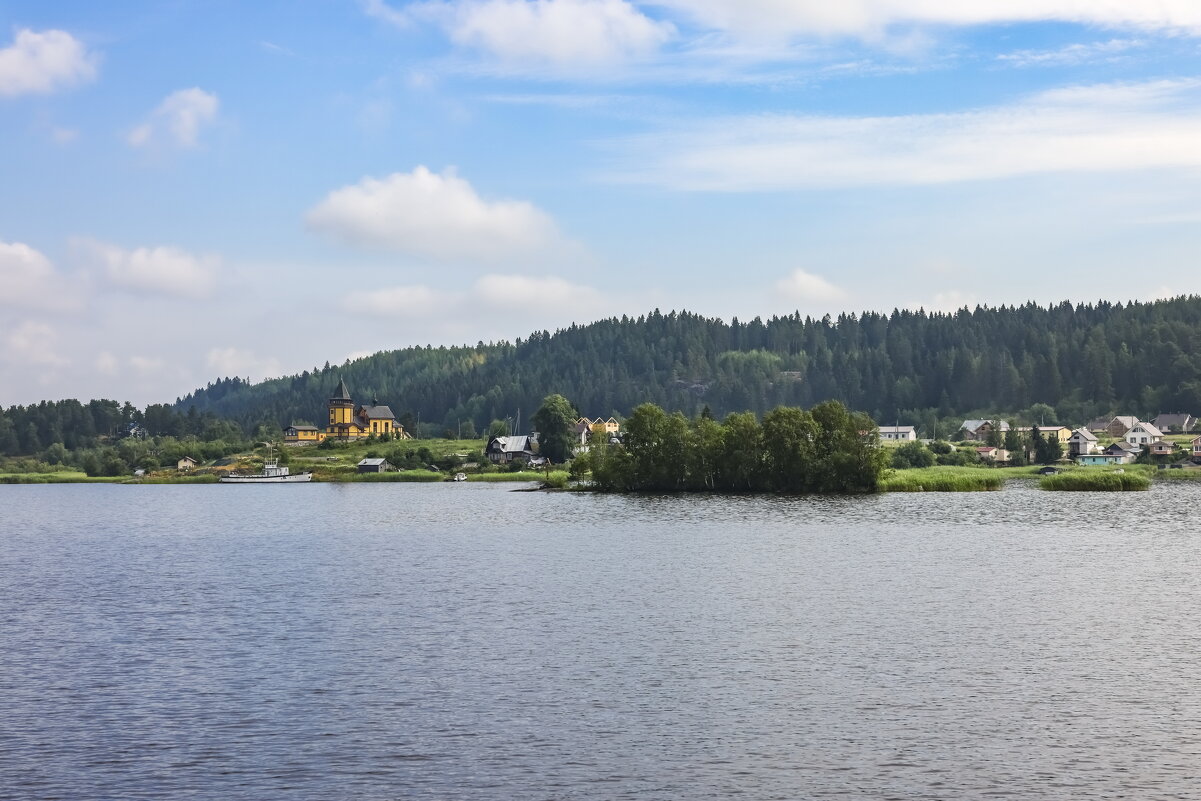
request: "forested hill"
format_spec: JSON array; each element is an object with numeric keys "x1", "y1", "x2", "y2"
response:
[{"x1": 177, "y1": 297, "x2": 1201, "y2": 436}]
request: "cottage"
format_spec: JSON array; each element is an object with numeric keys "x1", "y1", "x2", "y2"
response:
[
  {"x1": 356, "y1": 458, "x2": 394, "y2": 473},
  {"x1": 1103, "y1": 442, "x2": 1139, "y2": 464},
  {"x1": 1105, "y1": 416, "x2": 1140, "y2": 438},
  {"x1": 961, "y1": 419, "x2": 1010, "y2": 440},
  {"x1": 1085, "y1": 416, "x2": 1112, "y2": 433},
  {"x1": 1035, "y1": 426, "x2": 1072, "y2": 443},
  {"x1": 177, "y1": 456, "x2": 198, "y2": 471},
  {"x1": 1152, "y1": 413, "x2": 1196, "y2": 434},
  {"x1": 1068, "y1": 428, "x2": 1098, "y2": 456},
  {"x1": 975, "y1": 447, "x2": 1009, "y2": 462},
  {"x1": 879, "y1": 425, "x2": 917, "y2": 441},
  {"x1": 486, "y1": 435, "x2": 537, "y2": 464},
  {"x1": 1146, "y1": 441, "x2": 1175, "y2": 457},
  {"x1": 1124, "y1": 421, "x2": 1163, "y2": 446},
  {"x1": 1193, "y1": 436, "x2": 1201, "y2": 460},
  {"x1": 283, "y1": 424, "x2": 321, "y2": 445}
]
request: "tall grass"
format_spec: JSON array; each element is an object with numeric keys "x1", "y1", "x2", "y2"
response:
[
  {"x1": 1040, "y1": 471, "x2": 1150, "y2": 491},
  {"x1": 879, "y1": 468, "x2": 1004, "y2": 492}
]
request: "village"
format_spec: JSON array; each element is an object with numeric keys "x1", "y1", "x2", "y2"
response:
[{"x1": 879, "y1": 413, "x2": 1201, "y2": 469}]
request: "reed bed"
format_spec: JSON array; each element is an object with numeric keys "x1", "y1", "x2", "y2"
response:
[
  {"x1": 879, "y1": 468, "x2": 1005, "y2": 492},
  {"x1": 1039, "y1": 471, "x2": 1150, "y2": 491}
]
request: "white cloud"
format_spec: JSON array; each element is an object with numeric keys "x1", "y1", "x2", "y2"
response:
[
  {"x1": 654, "y1": 1, "x2": 1201, "y2": 41},
  {"x1": 205, "y1": 347, "x2": 283, "y2": 381},
  {"x1": 128, "y1": 88, "x2": 219, "y2": 149},
  {"x1": 775, "y1": 268, "x2": 846, "y2": 303},
  {"x1": 370, "y1": 0, "x2": 673, "y2": 71},
  {"x1": 997, "y1": 38, "x2": 1143, "y2": 68},
  {"x1": 306, "y1": 166, "x2": 560, "y2": 261},
  {"x1": 611, "y1": 79, "x2": 1201, "y2": 190},
  {"x1": 916, "y1": 290, "x2": 978, "y2": 313},
  {"x1": 451, "y1": 0, "x2": 673, "y2": 68},
  {"x1": 82, "y1": 239, "x2": 218, "y2": 299},
  {"x1": 2, "y1": 321, "x2": 69, "y2": 367},
  {"x1": 0, "y1": 28, "x2": 97, "y2": 97},
  {"x1": 0, "y1": 240, "x2": 82, "y2": 312},
  {"x1": 129, "y1": 355, "x2": 165, "y2": 374}
]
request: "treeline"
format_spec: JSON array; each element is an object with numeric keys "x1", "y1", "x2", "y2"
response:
[
  {"x1": 579, "y1": 400, "x2": 888, "y2": 493},
  {"x1": 176, "y1": 297, "x2": 1201, "y2": 436},
  {"x1": 0, "y1": 396, "x2": 250, "y2": 460}
]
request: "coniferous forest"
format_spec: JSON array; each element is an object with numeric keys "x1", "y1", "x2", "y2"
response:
[
  {"x1": 5, "y1": 297, "x2": 1201, "y2": 459},
  {"x1": 174, "y1": 298, "x2": 1201, "y2": 436}
]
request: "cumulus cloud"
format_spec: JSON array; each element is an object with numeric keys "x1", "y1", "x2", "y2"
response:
[
  {"x1": 128, "y1": 88, "x2": 219, "y2": 149},
  {"x1": 0, "y1": 28, "x2": 97, "y2": 97},
  {"x1": 775, "y1": 268, "x2": 846, "y2": 303},
  {"x1": 369, "y1": 0, "x2": 673, "y2": 70},
  {"x1": 82, "y1": 239, "x2": 218, "y2": 299},
  {"x1": 0, "y1": 240, "x2": 82, "y2": 311},
  {"x1": 654, "y1": 1, "x2": 1201, "y2": 41},
  {"x1": 205, "y1": 347, "x2": 283, "y2": 382},
  {"x1": 612, "y1": 79, "x2": 1201, "y2": 190},
  {"x1": 306, "y1": 166, "x2": 561, "y2": 261}
]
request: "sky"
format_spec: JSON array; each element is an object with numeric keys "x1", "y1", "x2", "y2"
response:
[{"x1": 5, "y1": 1, "x2": 1201, "y2": 405}]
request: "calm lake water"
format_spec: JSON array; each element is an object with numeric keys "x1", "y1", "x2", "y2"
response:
[{"x1": 2, "y1": 481, "x2": 1200, "y2": 800}]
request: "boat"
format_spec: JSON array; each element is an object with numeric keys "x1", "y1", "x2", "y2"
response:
[
  {"x1": 220, "y1": 459, "x2": 312, "y2": 483},
  {"x1": 220, "y1": 447, "x2": 312, "y2": 483},
  {"x1": 453, "y1": 472, "x2": 467, "y2": 482}
]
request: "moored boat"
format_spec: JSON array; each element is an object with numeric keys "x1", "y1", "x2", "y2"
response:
[{"x1": 220, "y1": 460, "x2": 312, "y2": 483}]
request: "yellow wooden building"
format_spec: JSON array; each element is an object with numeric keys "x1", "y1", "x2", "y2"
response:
[{"x1": 283, "y1": 378, "x2": 407, "y2": 443}]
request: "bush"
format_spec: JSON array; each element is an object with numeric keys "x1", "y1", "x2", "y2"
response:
[{"x1": 891, "y1": 441, "x2": 936, "y2": 469}]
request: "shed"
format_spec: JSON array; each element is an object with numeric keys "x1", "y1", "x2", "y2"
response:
[{"x1": 357, "y1": 458, "x2": 394, "y2": 474}]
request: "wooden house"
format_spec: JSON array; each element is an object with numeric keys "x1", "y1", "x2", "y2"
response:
[
  {"x1": 356, "y1": 458, "x2": 394, "y2": 473},
  {"x1": 177, "y1": 456, "x2": 198, "y2": 471}
]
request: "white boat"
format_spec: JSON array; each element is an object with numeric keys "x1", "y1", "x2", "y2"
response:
[
  {"x1": 220, "y1": 459, "x2": 312, "y2": 483},
  {"x1": 453, "y1": 472, "x2": 467, "y2": 482}
]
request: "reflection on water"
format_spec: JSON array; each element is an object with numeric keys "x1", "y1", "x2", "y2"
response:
[{"x1": 2, "y1": 481, "x2": 1200, "y2": 799}]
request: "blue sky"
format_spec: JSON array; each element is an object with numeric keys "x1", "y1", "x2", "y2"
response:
[{"x1": 5, "y1": 1, "x2": 1201, "y2": 405}]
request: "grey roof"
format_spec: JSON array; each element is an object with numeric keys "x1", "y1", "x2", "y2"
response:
[
  {"x1": 288, "y1": 425, "x2": 319, "y2": 431},
  {"x1": 358, "y1": 458, "x2": 389, "y2": 466},
  {"x1": 360, "y1": 405, "x2": 396, "y2": 420},
  {"x1": 1106, "y1": 441, "x2": 1139, "y2": 453},
  {"x1": 1071, "y1": 428, "x2": 1098, "y2": 441},
  {"x1": 331, "y1": 378, "x2": 352, "y2": 401},
  {"x1": 489, "y1": 435, "x2": 534, "y2": 454},
  {"x1": 1152, "y1": 413, "x2": 1195, "y2": 430},
  {"x1": 961, "y1": 419, "x2": 1010, "y2": 432},
  {"x1": 1086, "y1": 416, "x2": 1112, "y2": 431},
  {"x1": 879, "y1": 425, "x2": 916, "y2": 433},
  {"x1": 1111, "y1": 416, "x2": 1139, "y2": 428}
]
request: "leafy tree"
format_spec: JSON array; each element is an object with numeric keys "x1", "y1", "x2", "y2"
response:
[{"x1": 531, "y1": 393, "x2": 577, "y2": 464}]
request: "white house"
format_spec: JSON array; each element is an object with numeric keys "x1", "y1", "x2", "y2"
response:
[
  {"x1": 1068, "y1": 428, "x2": 1098, "y2": 456},
  {"x1": 1125, "y1": 421, "x2": 1163, "y2": 447},
  {"x1": 878, "y1": 425, "x2": 917, "y2": 441}
]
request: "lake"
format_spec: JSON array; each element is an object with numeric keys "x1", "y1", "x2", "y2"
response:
[{"x1": 2, "y1": 481, "x2": 1200, "y2": 800}]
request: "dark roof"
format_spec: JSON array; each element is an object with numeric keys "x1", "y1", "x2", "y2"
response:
[
  {"x1": 287, "y1": 425, "x2": 319, "y2": 431},
  {"x1": 331, "y1": 377, "x2": 352, "y2": 401},
  {"x1": 1152, "y1": 413, "x2": 1195, "y2": 429},
  {"x1": 360, "y1": 405, "x2": 395, "y2": 420}
]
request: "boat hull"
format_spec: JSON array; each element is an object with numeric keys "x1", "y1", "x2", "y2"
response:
[{"x1": 219, "y1": 472, "x2": 313, "y2": 483}]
